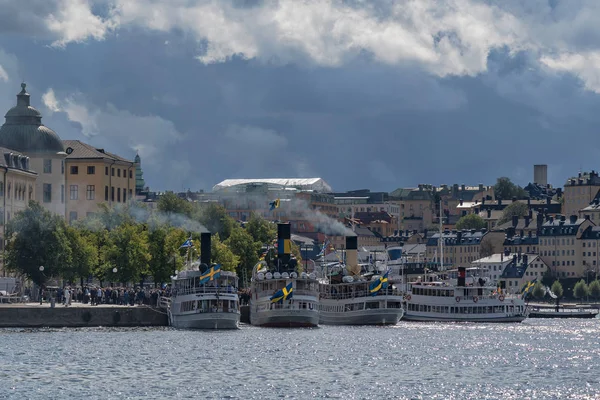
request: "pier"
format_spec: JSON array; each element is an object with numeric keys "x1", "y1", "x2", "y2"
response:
[{"x1": 0, "y1": 302, "x2": 168, "y2": 328}]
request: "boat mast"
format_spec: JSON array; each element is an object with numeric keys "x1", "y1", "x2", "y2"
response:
[{"x1": 439, "y1": 199, "x2": 444, "y2": 271}]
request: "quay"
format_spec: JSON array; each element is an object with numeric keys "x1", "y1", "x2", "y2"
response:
[{"x1": 0, "y1": 302, "x2": 168, "y2": 328}]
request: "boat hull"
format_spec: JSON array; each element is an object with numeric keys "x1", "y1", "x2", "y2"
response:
[
  {"x1": 320, "y1": 308, "x2": 404, "y2": 325},
  {"x1": 170, "y1": 312, "x2": 240, "y2": 330},
  {"x1": 528, "y1": 311, "x2": 598, "y2": 319},
  {"x1": 250, "y1": 309, "x2": 319, "y2": 327},
  {"x1": 402, "y1": 313, "x2": 526, "y2": 323}
]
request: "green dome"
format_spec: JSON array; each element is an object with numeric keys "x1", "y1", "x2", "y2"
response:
[{"x1": 0, "y1": 83, "x2": 64, "y2": 154}]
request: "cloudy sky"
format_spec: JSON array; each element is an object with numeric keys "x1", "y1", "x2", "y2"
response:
[{"x1": 1, "y1": 0, "x2": 600, "y2": 193}]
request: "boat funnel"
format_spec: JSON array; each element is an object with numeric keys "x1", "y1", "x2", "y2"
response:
[
  {"x1": 345, "y1": 235, "x2": 360, "y2": 275},
  {"x1": 457, "y1": 266, "x2": 466, "y2": 287},
  {"x1": 277, "y1": 223, "x2": 291, "y2": 266},
  {"x1": 200, "y1": 232, "x2": 211, "y2": 266}
]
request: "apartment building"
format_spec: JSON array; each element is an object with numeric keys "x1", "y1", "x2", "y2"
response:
[
  {"x1": 498, "y1": 253, "x2": 549, "y2": 294},
  {"x1": 63, "y1": 140, "x2": 136, "y2": 223},
  {"x1": 425, "y1": 229, "x2": 485, "y2": 268},
  {"x1": 563, "y1": 171, "x2": 600, "y2": 217}
]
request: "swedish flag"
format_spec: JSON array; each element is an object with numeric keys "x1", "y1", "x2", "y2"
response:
[
  {"x1": 270, "y1": 282, "x2": 293, "y2": 303},
  {"x1": 520, "y1": 278, "x2": 537, "y2": 299},
  {"x1": 199, "y1": 264, "x2": 221, "y2": 284},
  {"x1": 269, "y1": 199, "x2": 280, "y2": 211},
  {"x1": 369, "y1": 271, "x2": 389, "y2": 296}
]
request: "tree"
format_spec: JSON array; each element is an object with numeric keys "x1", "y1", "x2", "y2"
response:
[
  {"x1": 64, "y1": 226, "x2": 98, "y2": 286},
  {"x1": 551, "y1": 280, "x2": 564, "y2": 298},
  {"x1": 245, "y1": 213, "x2": 276, "y2": 244},
  {"x1": 532, "y1": 282, "x2": 546, "y2": 299},
  {"x1": 456, "y1": 214, "x2": 487, "y2": 230},
  {"x1": 497, "y1": 202, "x2": 529, "y2": 226},
  {"x1": 479, "y1": 239, "x2": 494, "y2": 258},
  {"x1": 494, "y1": 177, "x2": 527, "y2": 200},
  {"x1": 210, "y1": 234, "x2": 240, "y2": 272},
  {"x1": 157, "y1": 192, "x2": 193, "y2": 217},
  {"x1": 196, "y1": 203, "x2": 236, "y2": 241},
  {"x1": 107, "y1": 223, "x2": 151, "y2": 285},
  {"x1": 226, "y1": 227, "x2": 261, "y2": 278},
  {"x1": 148, "y1": 225, "x2": 187, "y2": 286},
  {"x1": 573, "y1": 279, "x2": 589, "y2": 300},
  {"x1": 5, "y1": 202, "x2": 72, "y2": 286},
  {"x1": 589, "y1": 280, "x2": 600, "y2": 300}
]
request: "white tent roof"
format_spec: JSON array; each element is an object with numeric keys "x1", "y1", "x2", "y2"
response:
[{"x1": 212, "y1": 178, "x2": 332, "y2": 193}]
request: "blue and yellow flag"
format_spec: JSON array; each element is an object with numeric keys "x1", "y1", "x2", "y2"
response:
[
  {"x1": 269, "y1": 199, "x2": 280, "y2": 211},
  {"x1": 270, "y1": 282, "x2": 293, "y2": 303},
  {"x1": 199, "y1": 264, "x2": 221, "y2": 284},
  {"x1": 369, "y1": 271, "x2": 389, "y2": 296},
  {"x1": 179, "y1": 237, "x2": 193, "y2": 248},
  {"x1": 520, "y1": 278, "x2": 537, "y2": 299}
]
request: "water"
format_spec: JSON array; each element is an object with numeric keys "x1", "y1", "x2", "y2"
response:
[{"x1": 1, "y1": 319, "x2": 599, "y2": 399}]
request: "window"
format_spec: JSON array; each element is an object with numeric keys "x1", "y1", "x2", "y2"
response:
[
  {"x1": 70, "y1": 185, "x2": 78, "y2": 200},
  {"x1": 87, "y1": 166, "x2": 95, "y2": 175},
  {"x1": 43, "y1": 183, "x2": 52, "y2": 203},
  {"x1": 111, "y1": 187, "x2": 115, "y2": 202},
  {"x1": 123, "y1": 169, "x2": 126, "y2": 177},
  {"x1": 123, "y1": 188, "x2": 126, "y2": 202},
  {"x1": 129, "y1": 189, "x2": 133, "y2": 199},
  {"x1": 61, "y1": 160, "x2": 64, "y2": 174},
  {"x1": 43, "y1": 159, "x2": 52, "y2": 173},
  {"x1": 61, "y1": 184, "x2": 64, "y2": 204},
  {"x1": 117, "y1": 187, "x2": 121, "y2": 202},
  {"x1": 111, "y1": 168, "x2": 115, "y2": 176},
  {"x1": 69, "y1": 211, "x2": 78, "y2": 223},
  {"x1": 86, "y1": 185, "x2": 95, "y2": 200},
  {"x1": 70, "y1": 166, "x2": 79, "y2": 175},
  {"x1": 0, "y1": 182, "x2": 3, "y2": 197},
  {"x1": 117, "y1": 169, "x2": 121, "y2": 177},
  {"x1": 105, "y1": 166, "x2": 109, "y2": 175},
  {"x1": 105, "y1": 186, "x2": 108, "y2": 201},
  {"x1": 129, "y1": 170, "x2": 133, "y2": 179}
]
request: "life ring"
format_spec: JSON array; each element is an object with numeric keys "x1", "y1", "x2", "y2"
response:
[
  {"x1": 499, "y1": 295, "x2": 505, "y2": 302},
  {"x1": 473, "y1": 296, "x2": 479, "y2": 303},
  {"x1": 404, "y1": 294, "x2": 412, "y2": 301},
  {"x1": 455, "y1": 296, "x2": 460, "y2": 303}
]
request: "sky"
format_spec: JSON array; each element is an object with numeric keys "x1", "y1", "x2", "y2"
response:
[{"x1": 1, "y1": 0, "x2": 600, "y2": 193}]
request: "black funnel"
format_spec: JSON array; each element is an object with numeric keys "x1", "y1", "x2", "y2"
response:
[{"x1": 200, "y1": 232, "x2": 211, "y2": 266}]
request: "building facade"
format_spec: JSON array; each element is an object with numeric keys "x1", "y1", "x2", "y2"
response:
[
  {"x1": 63, "y1": 140, "x2": 136, "y2": 222},
  {"x1": 563, "y1": 171, "x2": 600, "y2": 217},
  {"x1": 0, "y1": 83, "x2": 66, "y2": 216}
]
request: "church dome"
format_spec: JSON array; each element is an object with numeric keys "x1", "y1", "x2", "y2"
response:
[{"x1": 0, "y1": 83, "x2": 64, "y2": 154}]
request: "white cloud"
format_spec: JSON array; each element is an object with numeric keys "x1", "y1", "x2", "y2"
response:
[
  {"x1": 42, "y1": 88, "x2": 61, "y2": 112},
  {"x1": 541, "y1": 52, "x2": 600, "y2": 93},
  {"x1": 0, "y1": 65, "x2": 8, "y2": 82},
  {"x1": 46, "y1": 0, "x2": 114, "y2": 47}
]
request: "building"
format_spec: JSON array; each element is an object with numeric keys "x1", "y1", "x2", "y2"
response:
[
  {"x1": 389, "y1": 185, "x2": 436, "y2": 232},
  {"x1": 0, "y1": 148, "x2": 37, "y2": 275},
  {"x1": 425, "y1": 229, "x2": 485, "y2": 268},
  {"x1": 0, "y1": 83, "x2": 66, "y2": 216},
  {"x1": 538, "y1": 215, "x2": 594, "y2": 278},
  {"x1": 134, "y1": 152, "x2": 146, "y2": 196},
  {"x1": 63, "y1": 140, "x2": 136, "y2": 222},
  {"x1": 213, "y1": 178, "x2": 332, "y2": 193},
  {"x1": 472, "y1": 253, "x2": 523, "y2": 283},
  {"x1": 563, "y1": 171, "x2": 600, "y2": 217},
  {"x1": 533, "y1": 164, "x2": 548, "y2": 187},
  {"x1": 498, "y1": 253, "x2": 549, "y2": 294}
]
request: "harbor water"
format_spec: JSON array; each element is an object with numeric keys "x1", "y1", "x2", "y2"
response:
[{"x1": 1, "y1": 319, "x2": 598, "y2": 399}]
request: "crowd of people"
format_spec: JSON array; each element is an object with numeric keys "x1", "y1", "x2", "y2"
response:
[{"x1": 36, "y1": 285, "x2": 170, "y2": 307}]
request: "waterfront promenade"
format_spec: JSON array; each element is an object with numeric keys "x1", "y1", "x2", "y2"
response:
[{"x1": 0, "y1": 301, "x2": 168, "y2": 328}]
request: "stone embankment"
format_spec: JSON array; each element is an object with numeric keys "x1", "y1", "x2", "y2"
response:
[{"x1": 0, "y1": 302, "x2": 168, "y2": 328}]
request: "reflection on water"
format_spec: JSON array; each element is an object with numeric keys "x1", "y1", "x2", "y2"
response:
[{"x1": 1, "y1": 320, "x2": 599, "y2": 399}]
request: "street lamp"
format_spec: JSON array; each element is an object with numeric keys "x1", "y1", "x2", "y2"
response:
[{"x1": 38, "y1": 266, "x2": 45, "y2": 304}]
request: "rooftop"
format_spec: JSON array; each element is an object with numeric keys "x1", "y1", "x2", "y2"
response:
[
  {"x1": 213, "y1": 178, "x2": 332, "y2": 193},
  {"x1": 63, "y1": 140, "x2": 133, "y2": 163}
]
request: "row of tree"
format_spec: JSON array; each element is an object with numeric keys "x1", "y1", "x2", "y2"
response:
[
  {"x1": 5, "y1": 194, "x2": 296, "y2": 288},
  {"x1": 529, "y1": 279, "x2": 600, "y2": 300}
]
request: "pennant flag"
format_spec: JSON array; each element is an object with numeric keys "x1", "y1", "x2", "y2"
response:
[
  {"x1": 270, "y1": 282, "x2": 293, "y2": 303},
  {"x1": 269, "y1": 199, "x2": 280, "y2": 211},
  {"x1": 179, "y1": 237, "x2": 193, "y2": 249},
  {"x1": 199, "y1": 264, "x2": 221, "y2": 284},
  {"x1": 369, "y1": 271, "x2": 389, "y2": 296}
]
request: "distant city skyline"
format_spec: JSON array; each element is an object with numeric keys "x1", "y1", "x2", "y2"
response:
[{"x1": 1, "y1": 1, "x2": 600, "y2": 192}]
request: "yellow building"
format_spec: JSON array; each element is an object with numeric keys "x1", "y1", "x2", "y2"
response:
[
  {"x1": 63, "y1": 140, "x2": 136, "y2": 222},
  {"x1": 563, "y1": 171, "x2": 600, "y2": 217},
  {"x1": 425, "y1": 229, "x2": 485, "y2": 268},
  {"x1": 0, "y1": 147, "x2": 37, "y2": 275}
]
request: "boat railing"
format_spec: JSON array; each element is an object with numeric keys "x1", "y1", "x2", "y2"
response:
[
  {"x1": 319, "y1": 288, "x2": 402, "y2": 300},
  {"x1": 254, "y1": 288, "x2": 318, "y2": 298},
  {"x1": 172, "y1": 286, "x2": 239, "y2": 296}
]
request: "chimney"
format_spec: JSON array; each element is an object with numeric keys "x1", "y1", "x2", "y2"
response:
[
  {"x1": 522, "y1": 254, "x2": 528, "y2": 266},
  {"x1": 479, "y1": 183, "x2": 484, "y2": 191},
  {"x1": 585, "y1": 215, "x2": 591, "y2": 221},
  {"x1": 498, "y1": 198, "x2": 502, "y2": 206},
  {"x1": 570, "y1": 215, "x2": 578, "y2": 224},
  {"x1": 457, "y1": 266, "x2": 466, "y2": 287},
  {"x1": 524, "y1": 216, "x2": 530, "y2": 227},
  {"x1": 277, "y1": 223, "x2": 291, "y2": 266},
  {"x1": 461, "y1": 184, "x2": 466, "y2": 191},
  {"x1": 200, "y1": 232, "x2": 211, "y2": 266},
  {"x1": 512, "y1": 215, "x2": 519, "y2": 227},
  {"x1": 520, "y1": 230, "x2": 524, "y2": 237},
  {"x1": 487, "y1": 209, "x2": 491, "y2": 218},
  {"x1": 527, "y1": 197, "x2": 531, "y2": 206},
  {"x1": 482, "y1": 198, "x2": 486, "y2": 205},
  {"x1": 512, "y1": 197, "x2": 517, "y2": 203},
  {"x1": 459, "y1": 199, "x2": 464, "y2": 206},
  {"x1": 345, "y1": 235, "x2": 358, "y2": 275},
  {"x1": 512, "y1": 254, "x2": 517, "y2": 265},
  {"x1": 457, "y1": 231, "x2": 463, "y2": 243},
  {"x1": 528, "y1": 230, "x2": 532, "y2": 237},
  {"x1": 546, "y1": 196, "x2": 551, "y2": 205}
]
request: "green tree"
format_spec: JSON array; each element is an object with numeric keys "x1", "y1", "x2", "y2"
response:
[
  {"x1": 494, "y1": 177, "x2": 527, "y2": 200},
  {"x1": 226, "y1": 227, "x2": 261, "y2": 278},
  {"x1": 107, "y1": 223, "x2": 151, "y2": 285},
  {"x1": 573, "y1": 279, "x2": 589, "y2": 300},
  {"x1": 148, "y1": 225, "x2": 187, "y2": 286},
  {"x1": 195, "y1": 203, "x2": 237, "y2": 240},
  {"x1": 157, "y1": 192, "x2": 193, "y2": 217},
  {"x1": 532, "y1": 282, "x2": 546, "y2": 299},
  {"x1": 497, "y1": 202, "x2": 529, "y2": 225},
  {"x1": 210, "y1": 234, "x2": 240, "y2": 272},
  {"x1": 245, "y1": 213, "x2": 276, "y2": 244},
  {"x1": 551, "y1": 280, "x2": 564, "y2": 298},
  {"x1": 456, "y1": 214, "x2": 487, "y2": 230},
  {"x1": 64, "y1": 226, "x2": 98, "y2": 286},
  {"x1": 5, "y1": 202, "x2": 72, "y2": 286},
  {"x1": 589, "y1": 280, "x2": 600, "y2": 300},
  {"x1": 479, "y1": 238, "x2": 494, "y2": 258}
]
